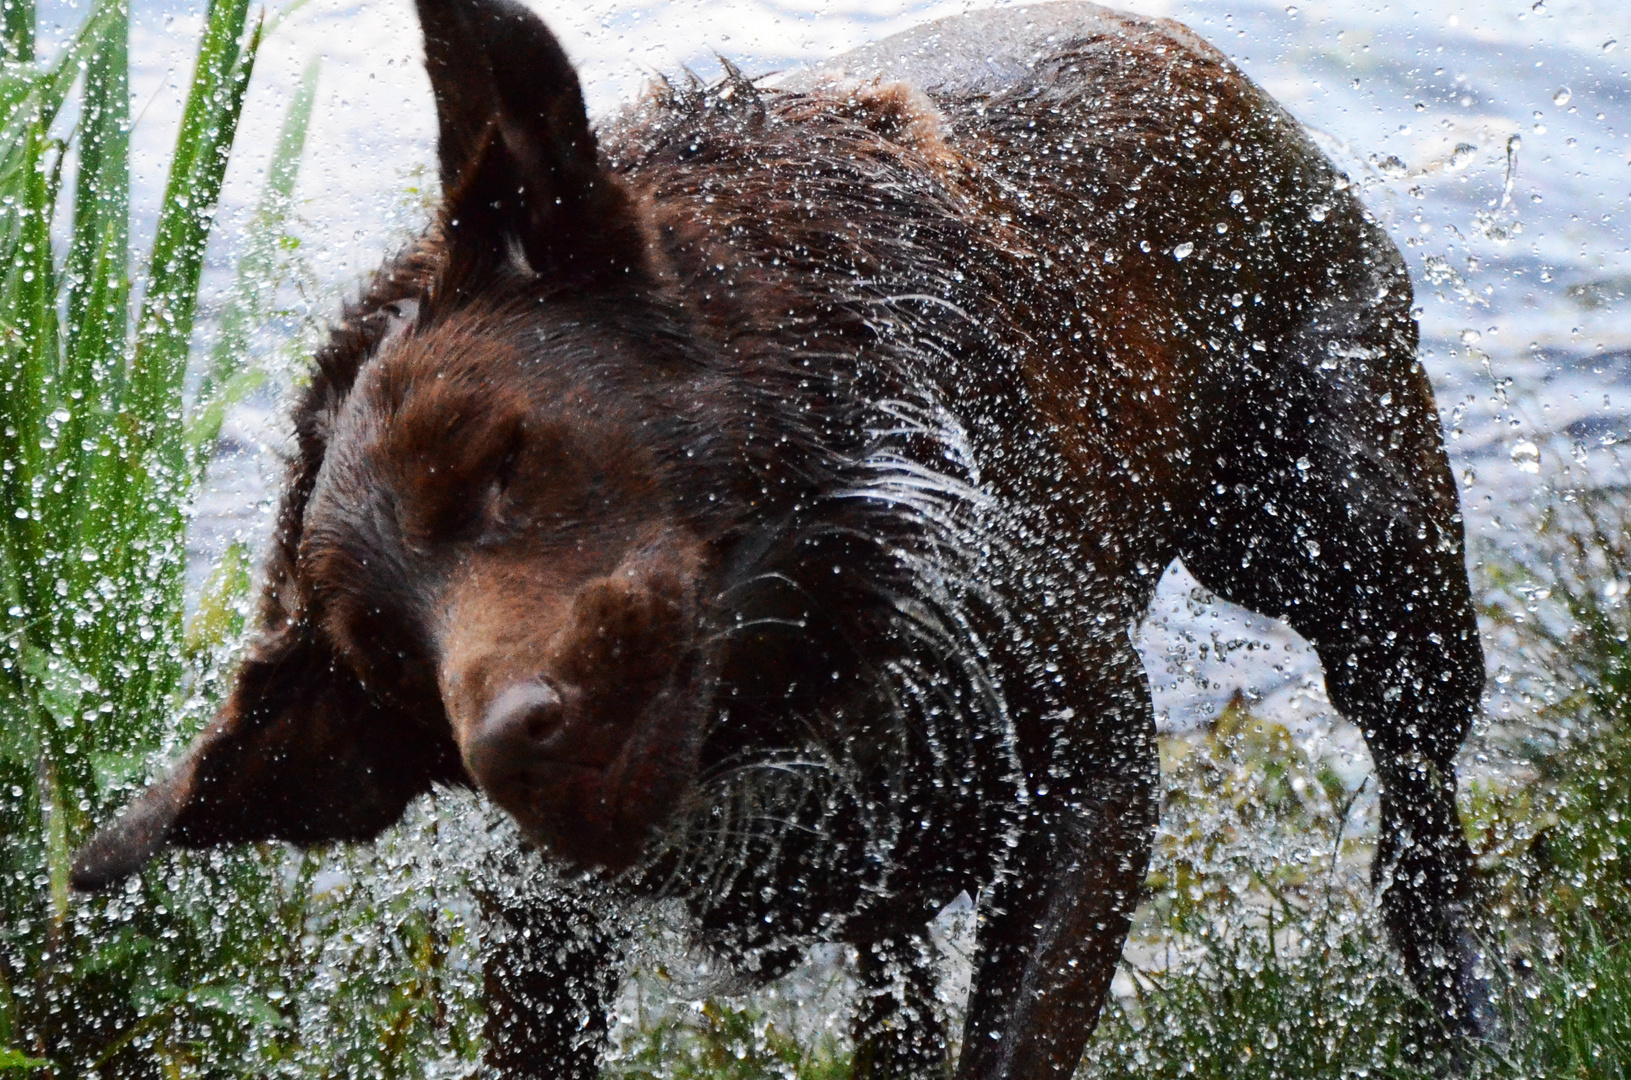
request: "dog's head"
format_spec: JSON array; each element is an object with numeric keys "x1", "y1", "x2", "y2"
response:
[{"x1": 73, "y1": 0, "x2": 742, "y2": 890}]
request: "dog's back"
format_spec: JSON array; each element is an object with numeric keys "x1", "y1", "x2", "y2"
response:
[
  {"x1": 611, "y1": 2, "x2": 1415, "y2": 622},
  {"x1": 784, "y1": 2, "x2": 1215, "y2": 96}
]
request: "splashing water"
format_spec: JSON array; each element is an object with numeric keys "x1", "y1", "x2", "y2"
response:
[{"x1": 10, "y1": 0, "x2": 1629, "y2": 1074}]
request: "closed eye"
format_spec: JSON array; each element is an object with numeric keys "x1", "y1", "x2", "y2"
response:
[
  {"x1": 396, "y1": 418, "x2": 527, "y2": 545},
  {"x1": 475, "y1": 446, "x2": 522, "y2": 539}
]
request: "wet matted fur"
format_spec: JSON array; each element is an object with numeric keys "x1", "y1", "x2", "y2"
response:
[{"x1": 73, "y1": 2, "x2": 1492, "y2": 1076}]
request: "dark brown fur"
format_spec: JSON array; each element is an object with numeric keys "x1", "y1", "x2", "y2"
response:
[{"x1": 73, "y1": 3, "x2": 1492, "y2": 1076}]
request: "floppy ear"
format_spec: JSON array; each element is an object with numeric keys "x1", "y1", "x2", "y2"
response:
[
  {"x1": 70, "y1": 630, "x2": 465, "y2": 892},
  {"x1": 416, "y1": 0, "x2": 650, "y2": 290}
]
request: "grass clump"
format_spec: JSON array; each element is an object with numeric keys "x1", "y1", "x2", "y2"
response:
[
  {"x1": 1483, "y1": 486, "x2": 1631, "y2": 925},
  {"x1": 615, "y1": 997, "x2": 851, "y2": 1080},
  {"x1": 1476, "y1": 480, "x2": 1631, "y2": 1076},
  {"x1": 1074, "y1": 478, "x2": 1631, "y2": 1080},
  {"x1": 1, "y1": 0, "x2": 275, "y2": 1067},
  {"x1": 1079, "y1": 695, "x2": 1456, "y2": 1080},
  {"x1": 1521, "y1": 923, "x2": 1631, "y2": 1077}
]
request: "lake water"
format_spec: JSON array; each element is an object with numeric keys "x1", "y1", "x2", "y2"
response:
[
  {"x1": 103, "y1": 0, "x2": 1620, "y2": 766},
  {"x1": 25, "y1": 0, "x2": 1620, "y2": 864}
]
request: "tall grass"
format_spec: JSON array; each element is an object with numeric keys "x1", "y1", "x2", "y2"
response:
[
  {"x1": 1478, "y1": 479, "x2": 1631, "y2": 1076},
  {"x1": 1, "y1": 0, "x2": 272, "y2": 1065},
  {"x1": 1077, "y1": 696, "x2": 1456, "y2": 1080},
  {"x1": 1, "y1": 0, "x2": 256, "y2": 917},
  {"x1": 0, "y1": 2, "x2": 485, "y2": 1074},
  {"x1": 1484, "y1": 485, "x2": 1631, "y2": 925}
]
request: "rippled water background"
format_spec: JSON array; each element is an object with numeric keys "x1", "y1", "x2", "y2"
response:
[{"x1": 77, "y1": 0, "x2": 1619, "y2": 759}]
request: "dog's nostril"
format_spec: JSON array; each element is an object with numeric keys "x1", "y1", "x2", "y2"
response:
[
  {"x1": 488, "y1": 681, "x2": 564, "y2": 743},
  {"x1": 467, "y1": 681, "x2": 565, "y2": 778}
]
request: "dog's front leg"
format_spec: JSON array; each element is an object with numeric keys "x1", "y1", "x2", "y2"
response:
[
  {"x1": 479, "y1": 885, "x2": 623, "y2": 1079},
  {"x1": 956, "y1": 643, "x2": 1158, "y2": 1080},
  {"x1": 853, "y1": 931, "x2": 952, "y2": 1079}
]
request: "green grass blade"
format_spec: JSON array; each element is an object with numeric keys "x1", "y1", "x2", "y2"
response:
[
  {"x1": 182, "y1": 539, "x2": 251, "y2": 664},
  {"x1": 0, "y1": 0, "x2": 122, "y2": 618},
  {"x1": 105, "y1": 0, "x2": 262, "y2": 735},
  {"x1": 48, "y1": 0, "x2": 128, "y2": 638},
  {"x1": 0, "y1": 0, "x2": 118, "y2": 171},
  {"x1": 64, "y1": 0, "x2": 128, "y2": 367},
  {"x1": 0, "y1": 1048, "x2": 51, "y2": 1070},
  {"x1": 0, "y1": 0, "x2": 32, "y2": 63},
  {"x1": 189, "y1": 53, "x2": 318, "y2": 467},
  {"x1": 0, "y1": 0, "x2": 119, "y2": 350},
  {"x1": 0, "y1": 119, "x2": 56, "y2": 622},
  {"x1": 126, "y1": 0, "x2": 262, "y2": 480}
]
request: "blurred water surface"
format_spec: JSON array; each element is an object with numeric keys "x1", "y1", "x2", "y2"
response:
[{"x1": 36, "y1": 0, "x2": 1628, "y2": 846}]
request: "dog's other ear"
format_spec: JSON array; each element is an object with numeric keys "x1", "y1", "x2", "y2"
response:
[
  {"x1": 70, "y1": 630, "x2": 464, "y2": 892},
  {"x1": 416, "y1": 0, "x2": 650, "y2": 291}
]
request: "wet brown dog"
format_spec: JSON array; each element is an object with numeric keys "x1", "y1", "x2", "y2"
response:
[{"x1": 73, "y1": 1, "x2": 1491, "y2": 1075}]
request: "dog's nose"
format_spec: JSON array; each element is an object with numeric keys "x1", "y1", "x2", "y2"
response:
[{"x1": 465, "y1": 681, "x2": 565, "y2": 781}]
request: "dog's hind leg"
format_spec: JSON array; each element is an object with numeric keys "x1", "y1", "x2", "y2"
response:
[
  {"x1": 1177, "y1": 235, "x2": 1494, "y2": 1036},
  {"x1": 479, "y1": 886, "x2": 623, "y2": 1078}
]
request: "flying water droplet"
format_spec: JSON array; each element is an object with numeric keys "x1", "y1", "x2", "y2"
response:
[{"x1": 1510, "y1": 440, "x2": 1540, "y2": 473}]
